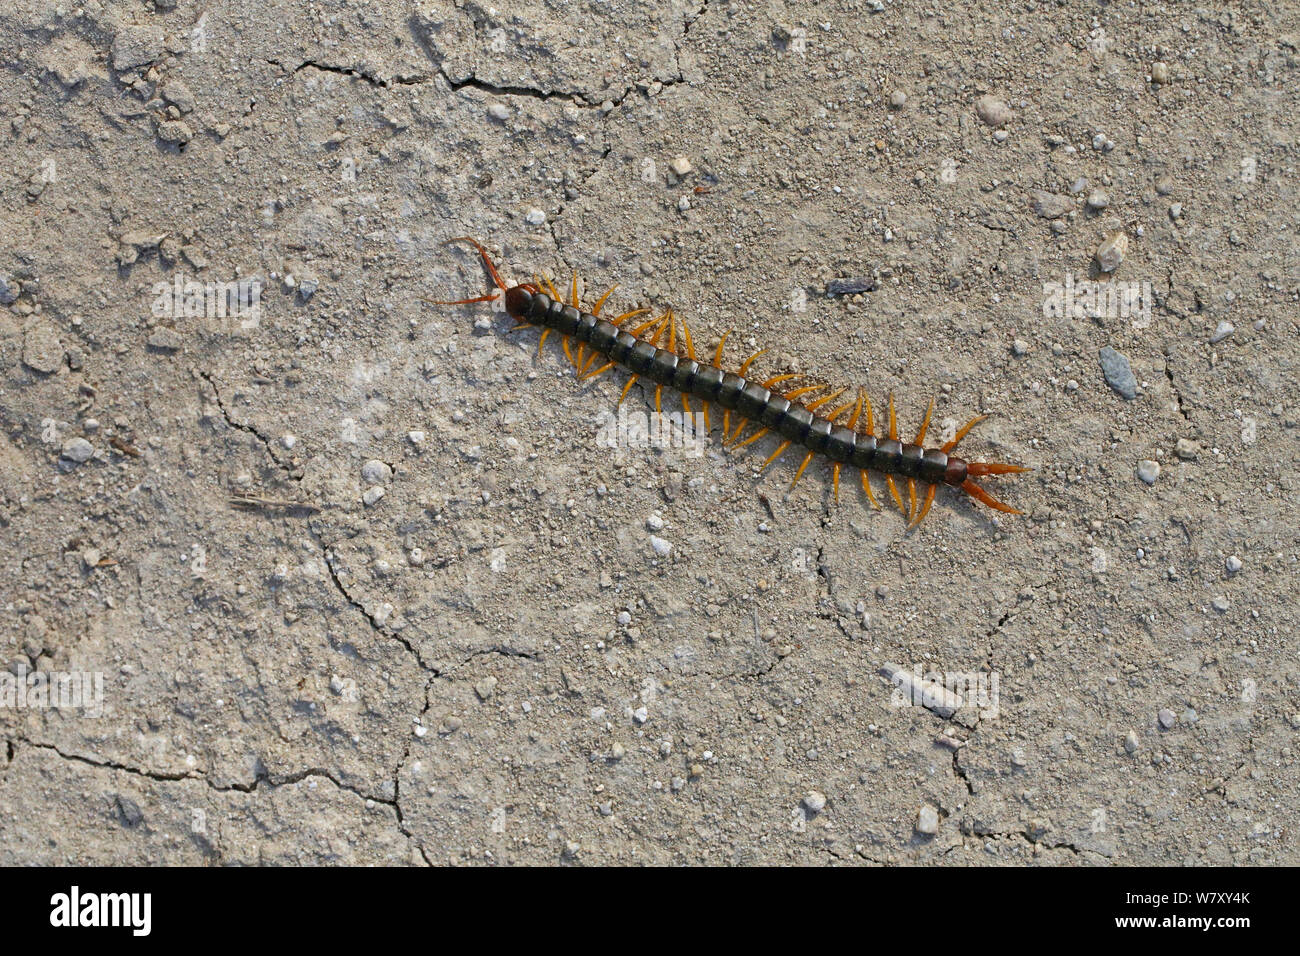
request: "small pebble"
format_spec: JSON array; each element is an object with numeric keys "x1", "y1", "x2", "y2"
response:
[
  {"x1": 474, "y1": 676, "x2": 498, "y2": 700},
  {"x1": 1155, "y1": 176, "x2": 1175, "y2": 196},
  {"x1": 1151, "y1": 61, "x2": 1170, "y2": 84},
  {"x1": 362, "y1": 486, "x2": 385, "y2": 506},
  {"x1": 61, "y1": 437, "x2": 94, "y2": 464},
  {"x1": 616, "y1": 610, "x2": 632, "y2": 626},
  {"x1": 975, "y1": 95, "x2": 1013, "y2": 128},
  {"x1": 916, "y1": 804, "x2": 939, "y2": 835},
  {"x1": 1211, "y1": 595, "x2": 1230, "y2": 613},
  {"x1": 1123, "y1": 731, "x2": 1140, "y2": 754},
  {"x1": 1098, "y1": 346, "x2": 1138, "y2": 399},
  {"x1": 668, "y1": 155, "x2": 692, "y2": 177},
  {"x1": 1210, "y1": 320, "x2": 1234, "y2": 344},
  {"x1": 1175, "y1": 438, "x2": 1199, "y2": 460},
  {"x1": 649, "y1": 535, "x2": 672, "y2": 558},
  {"x1": 407, "y1": 430, "x2": 425, "y2": 445},
  {"x1": 1137, "y1": 460, "x2": 1160, "y2": 485},
  {"x1": 1011, "y1": 338, "x2": 1029, "y2": 356},
  {"x1": 1158, "y1": 709, "x2": 1176, "y2": 730},
  {"x1": 802, "y1": 790, "x2": 827, "y2": 814},
  {"x1": 361, "y1": 459, "x2": 392, "y2": 484},
  {"x1": 1169, "y1": 202, "x2": 1183, "y2": 220},
  {"x1": 1225, "y1": 555, "x2": 1242, "y2": 573},
  {"x1": 1096, "y1": 230, "x2": 1128, "y2": 273},
  {"x1": 1086, "y1": 190, "x2": 1110, "y2": 210},
  {"x1": 632, "y1": 706, "x2": 648, "y2": 724},
  {"x1": 486, "y1": 102, "x2": 510, "y2": 121},
  {"x1": 888, "y1": 90, "x2": 907, "y2": 109},
  {"x1": 524, "y1": 208, "x2": 546, "y2": 226}
]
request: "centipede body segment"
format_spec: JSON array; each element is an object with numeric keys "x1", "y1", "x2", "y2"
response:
[{"x1": 428, "y1": 237, "x2": 1029, "y2": 529}]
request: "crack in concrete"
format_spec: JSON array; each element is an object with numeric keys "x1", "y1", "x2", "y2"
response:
[{"x1": 14, "y1": 736, "x2": 431, "y2": 864}]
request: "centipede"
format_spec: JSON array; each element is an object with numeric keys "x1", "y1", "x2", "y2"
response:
[{"x1": 426, "y1": 237, "x2": 1029, "y2": 529}]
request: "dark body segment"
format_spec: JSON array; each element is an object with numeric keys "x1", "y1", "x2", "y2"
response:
[{"x1": 526, "y1": 299, "x2": 966, "y2": 488}]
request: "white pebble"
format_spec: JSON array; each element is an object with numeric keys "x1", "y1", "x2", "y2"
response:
[
  {"x1": 802, "y1": 790, "x2": 827, "y2": 814},
  {"x1": 916, "y1": 804, "x2": 940, "y2": 835},
  {"x1": 1210, "y1": 320, "x2": 1234, "y2": 344},
  {"x1": 61, "y1": 437, "x2": 94, "y2": 463},
  {"x1": 1225, "y1": 555, "x2": 1242, "y2": 573},
  {"x1": 524, "y1": 207, "x2": 546, "y2": 226},
  {"x1": 407, "y1": 430, "x2": 425, "y2": 445},
  {"x1": 362, "y1": 486, "x2": 385, "y2": 506},
  {"x1": 279, "y1": 433, "x2": 297, "y2": 450},
  {"x1": 632, "y1": 706, "x2": 648, "y2": 724},
  {"x1": 669, "y1": 155, "x2": 692, "y2": 176},
  {"x1": 646, "y1": 513, "x2": 664, "y2": 531},
  {"x1": 1137, "y1": 460, "x2": 1160, "y2": 485},
  {"x1": 616, "y1": 610, "x2": 631, "y2": 626},
  {"x1": 1211, "y1": 595, "x2": 1230, "y2": 613},
  {"x1": 649, "y1": 535, "x2": 672, "y2": 557},
  {"x1": 487, "y1": 103, "x2": 510, "y2": 121},
  {"x1": 361, "y1": 459, "x2": 392, "y2": 484}
]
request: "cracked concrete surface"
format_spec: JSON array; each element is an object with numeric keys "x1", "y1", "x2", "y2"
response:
[{"x1": 1, "y1": 0, "x2": 1298, "y2": 865}]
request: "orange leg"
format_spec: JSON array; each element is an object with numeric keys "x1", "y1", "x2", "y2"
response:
[
  {"x1": 805, "y1": 388, "x2": 847, "y2": 413},
  {"x1": 961, "y1": 478, "x2": 1023, "y2": 515},
  {"x1": 942, "y1": 414, "x2": 987, "y2": 454},
  {"x1": 616, "y1": 314, "x2": 670, "y2": 404},
  {"x1": 762, "y1": 441, "x2": 792, "y2": 470},
  {"x1": 738, "y1": 349, "x2": 767, "y2": 376},
  {"x1": 913, "y1": 398, "x2": 934, "y2": 446},
  {"x1": 790, "y1": 451, "x2": 816, "y2": 489},
  {"x1": 592, "y1": 285, "x2": 617, "y2": 315},
  {"x1": 847, "y1": 390, "x2": 880, "y2": 509},
  {"x1": 885, "y1": 394, "x2": 907, "y2": 517},
  {"x1": 908, "y1": 483, "x2": 937, "y2": 530}
]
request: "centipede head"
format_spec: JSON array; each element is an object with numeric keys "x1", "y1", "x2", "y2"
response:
[{"x1": 424, "y1": 236, "x2": 537, "y2": 322}]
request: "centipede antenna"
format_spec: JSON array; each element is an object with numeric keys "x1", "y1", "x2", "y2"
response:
[{"x1": 443, "y1": 236, "x2": 509, "y2": 292}]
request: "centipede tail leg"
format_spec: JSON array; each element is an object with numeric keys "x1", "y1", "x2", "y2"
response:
[{"x1": 961, "y1": 479, "x2": 1023, "y2": 515}]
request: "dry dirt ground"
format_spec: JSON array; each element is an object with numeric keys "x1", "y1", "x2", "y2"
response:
[{"x1": 1, "y1": 0, "x2": 1297, "y2": 865}]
